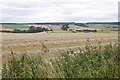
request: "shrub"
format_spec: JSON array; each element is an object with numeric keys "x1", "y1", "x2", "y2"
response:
[{"x1": 2, "y1": 43, "x2": 119, "y2": 78}]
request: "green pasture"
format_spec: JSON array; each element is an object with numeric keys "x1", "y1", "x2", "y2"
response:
[
  {"x1": 3, "y1": 25, "x2": 30, "y2": 29},
  {"x1": 91, "y1": 24, "x2": 118, "y2": 28}
]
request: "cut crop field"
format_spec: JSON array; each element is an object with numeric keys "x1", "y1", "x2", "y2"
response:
[
  {"x1": 1, "y1": 32, "x2": 118, "y2": 57},
  {"x1": 3, "y1": 25, "x2": 30, "y2": 29},
  {"x1": 26, "y1": 25, "x2": 50, "y2": 28},
  {"x1": 1, "y1": 32, "x2": 119, "y2": 78}
]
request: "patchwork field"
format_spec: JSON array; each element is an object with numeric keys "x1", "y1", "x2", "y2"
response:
[
  {"x1": 87, "y1": 24, "x2": 118, "y2": 31},
  {"x1": 0, "y1": 23, "x2": 119, "y2": 78},
  {"x1": 26, "y1": 25, "x2": 50, "y2": 28},
  {"x1": 2, "y1": 24, "x2": 98, "y2": 32},
  {"x1": 90, "y1": 24, "x2": 118, "y2": 28}
]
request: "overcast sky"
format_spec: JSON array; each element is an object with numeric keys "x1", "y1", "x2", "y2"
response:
[{"x1": 0, "y1": 0, "x2": 119, "y2": 23}]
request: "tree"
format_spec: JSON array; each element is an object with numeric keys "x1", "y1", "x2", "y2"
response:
[
  {"x1": 36, "y1": 27, "x2": 43, "y2": 32},
  {"x1": 61, "y1": 24, "x2": 69, "y2": 31},
  {"x1": 13, "y1": 29, "x2": 21, "y2": 33},
  {"x1": 28, "y1": 26, "x2": 36, "y2": 33},
  {"x1": 42, "y1": 28, "x2": 49, "y2": 31},
  {"x1": 50, "y1": 29, "x2": 53, "y2": 33}
]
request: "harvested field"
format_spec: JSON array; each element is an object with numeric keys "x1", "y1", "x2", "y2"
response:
[
  {"x1": 1, "y1": 32, "x2": 119, "y2": 78},
  {"x1": 69, "y1": 25, "x2": 96, "y2": 30},
  {"x1": 26, "y1": 24, "x2": 97, "y2": 31},
  {"x1": 87, "y1": 24, "x2": 118, "y2": 31},
  {"x1": 27, "y1": 24, "x2": 63, "y2": 31},
  {"x1": 1, "y1": 32, "x2": 118, "y2": 56},
  {"x1": 26, "y1": 25, "x2": 50, "y2": 28}
]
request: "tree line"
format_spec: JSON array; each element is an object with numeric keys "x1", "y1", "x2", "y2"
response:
[{"x1": 1, "y1": 26, "x2": 51, "y2": 33}]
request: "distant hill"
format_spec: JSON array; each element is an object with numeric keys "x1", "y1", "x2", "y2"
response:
[
  {"x1": 85, "y1": 22, "x2": 118, "y2": 25},
  {"x1": 1, "y1": 22, "x2": 119, "y2": 28}
]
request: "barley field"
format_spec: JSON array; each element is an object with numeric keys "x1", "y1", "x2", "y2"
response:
[
  {"x1": 1, "y1": 32, "x2": 119, "y2": 78},
  {"x1": 2, "y1": 40, "x2": 119, "y2": 78},
  {"x1": 1, "y1": 32, "x2": 118, "y2": 62},
  {"x1": 1, "y1": 32, "x2": 117, "y2": 54}
]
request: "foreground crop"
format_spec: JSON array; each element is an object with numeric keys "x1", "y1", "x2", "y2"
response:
[{"x1": 2, "y1": 43, "x2": 119, "y2": 78}]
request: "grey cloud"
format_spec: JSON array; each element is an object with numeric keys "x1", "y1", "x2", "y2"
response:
[
  {"x1": 2, "y1": 8, "x2": 35, "y2": 16},
  {"x1": 0, "y1": 0, "x2": 118, "y2": 23}
]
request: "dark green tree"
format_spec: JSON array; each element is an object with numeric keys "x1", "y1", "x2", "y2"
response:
[
  {"x1": 36, "y1": 27, "x2": 43, "y2": 32},
  {"x1": 28, "y1": 26, "x2": 36, "y2": 33},
  {"x1": 61, "y1": 24, "x2": 69, "y2": 31}
]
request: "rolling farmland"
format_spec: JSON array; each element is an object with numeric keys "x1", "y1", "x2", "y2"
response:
[
  {"x1": 90, "y1": 24, "x2": 118, "y2": 28},
  {"x1": 1, "y1": 23, "x2": 119, "y2": 78},
  {"x1": 2, "y1": 32, "x2": 118, "y2": 56},
  {"x1": 0, "y1": 0, "x2": 119, "y2": 78},
  {"x1": 1, "y1": 32, "x2": 119, "y2": 78},
  {"x1": 87, "y1": 24, "x2": 118, "y2": 31}
]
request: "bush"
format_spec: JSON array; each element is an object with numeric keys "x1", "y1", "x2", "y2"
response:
[
  {"x1": 2, "y1": 43, "x2": 119, "y2": 78},
  {"x1": 72, "y1": 31, "x2": 77, "y2": 33}
]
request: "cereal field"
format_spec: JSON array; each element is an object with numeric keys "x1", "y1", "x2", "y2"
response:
[
  {"x1": 1, "y1": 32, "x2": 119, "y2": 78},
  {"x1": 1, "y1": 32, "x2": 118, "y2": 57},
  {"x1": 1, "y1": 31, "x2": 119, "y2": 78}
]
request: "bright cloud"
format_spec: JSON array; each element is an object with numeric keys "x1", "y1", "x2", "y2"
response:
[{"x1": 0, "y1": 0, "x2": 119, "y2": 23}]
